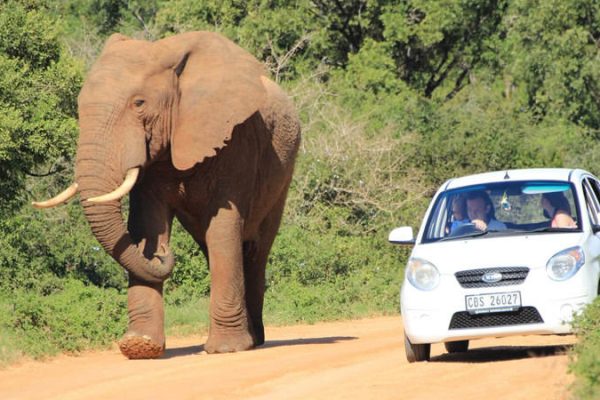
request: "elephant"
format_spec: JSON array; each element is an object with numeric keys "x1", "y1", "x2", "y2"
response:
[{"x1": 33, "y1": 31, "x2": 301, "y2": 359}]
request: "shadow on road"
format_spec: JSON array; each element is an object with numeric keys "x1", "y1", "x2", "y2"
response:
[
  {"x1": 430, "y1": 344, "x2": 573, "y2": 363},
  {"x1": 161, "y1": 336, "x2": 357, "y2": 359},
  {"x1": 262, "y1": 336, "x2": 358, "y2": 349},
  {"x1": 162, "y1": 344, "x2": 205, "y2": 359}
]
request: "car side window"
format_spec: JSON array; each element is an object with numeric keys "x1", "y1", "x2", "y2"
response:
[
  {"x1": 426, "y1": 195, "x2": 449, "y2": 239},
  {"x1": 589, "y1": 178, "x2": 600, "y2": 227},
  {"x1": 582, "y1": 178, "x2": 600, "y2": 226},
  {"x1": 589, "y1": 178, "x2": 600, "y2": 201}
]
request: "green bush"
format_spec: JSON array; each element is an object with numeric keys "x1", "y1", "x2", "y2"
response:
[
  {"x1": 0, "y1": 0, "x2": 82, "y2": 215},
  {"x1": 164, "y1": 221, "x2": 211, "y2": 297},
  {"x1": 0, "y1": 279, "x2": 126, "y2": 359},
  {"x1": 0, "y1": 203, "x2": 126, "y2": 292},
  {"x1": 570, "y1": 298, "x2": 600, "y2": 400},
  {"x1": 264, "y1": 223, "x2": 407, "y2": 324}
]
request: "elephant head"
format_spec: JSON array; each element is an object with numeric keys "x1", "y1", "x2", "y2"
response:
[{"x1": 34, "y1": 32, "x2": 268, "y2": 283}]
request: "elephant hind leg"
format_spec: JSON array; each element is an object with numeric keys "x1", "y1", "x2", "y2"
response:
[
  {"x1": 244, "y1": 191, "x2": 289, "y2": 347},
  {"x1": 243, "y1": 241, "x2": 265, "y2": 346},
  {"x1": 204, "y1": 206, "x2": 255, "y2": 354}
]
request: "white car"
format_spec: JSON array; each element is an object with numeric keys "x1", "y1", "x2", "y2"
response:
[{"x1": 389, "y1": 168, "x2": 600, "y2": 362}]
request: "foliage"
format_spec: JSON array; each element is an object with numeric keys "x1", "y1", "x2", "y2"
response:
[
  {"x1": 0, "y1": 194, "x2": 125, "y2": 293},
  {"x1": 381, "y1": 0, "x2": 509, "y2": 99},
  {"x1": 570, "y1": 298, "x2": 600, "y2": 400},
  {"x1": 264, "y1": 224, "x2": 406, "y2": 324},
  {"x1": 165, "y1": 221, "x2": 211, "y2": 297},
  {"x1": 406, "y1": 83, "x2": 599, "y2": 186},
  {"x1": 0, "y1": 279, "x2": 127, "y2": 359},
  {"x1": 52, "y1": 0, "x2": 160, "y2": 37},
  {"x1": 503, "y1": 0, "x2": 600, "y2": 128},
  {"x1": 288, "y1": 84, "x2": 429, "y2": 234},
  {"x1": 0, "y1": 4, "x2": 600, "y2": 394},
  {"x1": 0, "y1": 0, "x2": 82, "y2": 215}
]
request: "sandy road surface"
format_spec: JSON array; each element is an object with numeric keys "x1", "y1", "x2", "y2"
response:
[{"x1": 0, "y1": 317, "x2": 575, "y2": 400}]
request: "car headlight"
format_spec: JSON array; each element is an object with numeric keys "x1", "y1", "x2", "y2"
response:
[
  {"x1": 546, "y1": 246, "x2": 585, "y2": 281},
  {"x1": 406, "y1": 258, "x2": 440, "y2": 290}
]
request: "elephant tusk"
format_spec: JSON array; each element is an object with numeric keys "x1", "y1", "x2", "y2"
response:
[
  {"x1": 86, "y1": 168, "x2": 140, "y2": 203},
  {"x1": 32, "y1": 183, "x2": 79, "y2": 209}
]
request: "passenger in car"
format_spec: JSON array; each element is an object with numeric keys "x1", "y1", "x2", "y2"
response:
[
  {"x1": 541, "y1": 192, "x2": 577, "y2": 228},
  {"x1": 466, "y1": 191, "x2": 507, "y2": 231},
  {"x1": 449, "y1": 195, "x2": 469, "y2": 234}
]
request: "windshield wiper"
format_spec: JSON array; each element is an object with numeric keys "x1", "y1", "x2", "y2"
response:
[
  {"x1": 439, "y1": 229, "x2": 522, "y2": 242},
  {"x1": 529, "y1": 226, "x2": 578, "y2": 233},
  {"x1": 439, "y1": 230, "x2": 491, "y2": 241}
]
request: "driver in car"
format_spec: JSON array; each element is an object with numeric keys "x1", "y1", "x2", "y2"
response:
[{"x1": 466, "y1": 191, "x2": 507, "y2": 231}]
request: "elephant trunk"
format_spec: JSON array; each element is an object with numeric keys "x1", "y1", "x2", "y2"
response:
[{"x1": 75, "y1": 152, "x2": 174, "y2": 283}]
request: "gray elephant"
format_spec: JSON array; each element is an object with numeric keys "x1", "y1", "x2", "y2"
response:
[{"x1": 34, "y1": 31, "x2": 301, "y2": 359}]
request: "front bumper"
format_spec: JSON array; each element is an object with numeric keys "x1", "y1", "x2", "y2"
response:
[{"x1": 401, "y1": 267, "x2": 596, "y2": 344}]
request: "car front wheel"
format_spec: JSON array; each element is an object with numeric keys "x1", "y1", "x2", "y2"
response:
[
  {"x1": 404, "y1": 332, "x2": 430, "y2": 363},
  {"x1": 444, "y1": 340, "x2": 469, "y2": 353}
]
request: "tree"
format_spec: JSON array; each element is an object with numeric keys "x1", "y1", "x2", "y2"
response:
[
  {"x1": 502, "y1": 0, "x2": 600, "y2": 128},
  {"x1": 56, "y1": 0, "x2": 160, "y2": 37},
  {"x1": 0, "y1": 1, "x2": 83, "y2": 214},
  {"x1": 381, "y1": 0, "x2": 508, "y2": 100}
]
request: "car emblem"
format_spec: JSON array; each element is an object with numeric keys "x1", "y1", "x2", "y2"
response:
[{"x1": 482, "y1": 272, "x2": 503, "y2": 283}]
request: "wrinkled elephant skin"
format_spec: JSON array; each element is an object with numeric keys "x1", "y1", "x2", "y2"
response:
[{"x1": 46, "y1": 31, "x2": 300, "y2": 359}]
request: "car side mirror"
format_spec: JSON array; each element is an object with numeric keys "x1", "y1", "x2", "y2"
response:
[
  {"x1": 593, "y1": 224, "x2": 600, "y2": 234},
  {"x1": 388, "y1": 226, "x2": 415, "y2": 245}
]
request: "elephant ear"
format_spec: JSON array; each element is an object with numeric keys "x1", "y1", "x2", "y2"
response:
[{"x1": 169, "y1": 32, "x2": 267, "y2": 171}]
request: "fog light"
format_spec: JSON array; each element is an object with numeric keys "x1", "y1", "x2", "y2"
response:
[
  {"x1": 560, "y1": 304, "x2": 574, "y2": 322},
  {"x1": 418, "y1": 313, "x2": 431, "y2": 321}
]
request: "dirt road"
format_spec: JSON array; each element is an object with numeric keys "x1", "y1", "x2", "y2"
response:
[{"x1": 0, "y1": 316, "x2": 575, "y2": 400}]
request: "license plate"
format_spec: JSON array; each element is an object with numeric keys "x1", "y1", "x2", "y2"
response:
[{"x1": 465, "y1": 291, "x2": 521, "y2": 314}]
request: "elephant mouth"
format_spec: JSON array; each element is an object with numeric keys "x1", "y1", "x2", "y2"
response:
[
  {"x1": 32, "y1": 167, "x2": 141, "y2": 207},
  {"x1": 86, "y1": 168, "x2": 140, "y2": 203}
]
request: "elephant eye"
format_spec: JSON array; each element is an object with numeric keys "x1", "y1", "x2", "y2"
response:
[{"x1": 133, "y1": 99, "x2": 145, "y2": 107}]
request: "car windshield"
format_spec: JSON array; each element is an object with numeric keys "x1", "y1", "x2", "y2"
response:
[{"x1": 423, "y1": 180, "x2": 581, "y2": 243}]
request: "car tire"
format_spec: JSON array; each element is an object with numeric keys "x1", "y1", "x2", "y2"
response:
[
  {"x1": 444, "y1": 340, "x2": 469, "y2": 353},
  {"x1": 404, "y1": 332, "x2": 430, "y2": 363}
]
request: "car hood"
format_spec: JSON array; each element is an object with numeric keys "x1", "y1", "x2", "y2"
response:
[{"x1": 411, "y1": 233, "x2": 584, "y2": 274}]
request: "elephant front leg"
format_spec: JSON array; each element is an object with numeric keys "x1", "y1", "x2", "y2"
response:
[
  {"x1": 118, "y1": 278, "x2": 166, "y2": 359},
  {"x1": 118, "y1": 185, "x2": 172, "y2": 359},
  {"x1": 204, "y1": 209, "x2": 254, "y2": 354}
]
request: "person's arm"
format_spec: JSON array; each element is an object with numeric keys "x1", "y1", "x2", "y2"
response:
[
  {"x1": 553, "y1": 211, "x2": 576, "y2": 228},
  {"x1": 472, "y1": 219, "x2": 488, "y2": 230}
]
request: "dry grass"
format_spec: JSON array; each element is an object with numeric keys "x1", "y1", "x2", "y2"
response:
[{"x1": 286, "y1": 77, "x2": 432, "y2": 231}]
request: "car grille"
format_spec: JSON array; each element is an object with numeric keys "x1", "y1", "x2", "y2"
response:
[
  {"x1": 448, "y1": 307, "x2": 544, "y2": 330},
  {"x1": 455, "y1": 267, "x2": 530, "y2": 288}
]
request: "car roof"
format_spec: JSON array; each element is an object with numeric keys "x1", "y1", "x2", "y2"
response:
[{"x1": 442, "y1": 168, "x2": 594, "y2": 191}]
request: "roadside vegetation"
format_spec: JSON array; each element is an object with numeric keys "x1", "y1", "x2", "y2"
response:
[
  {"x1": 0, "y1": 0, "x2": 598, "y2": 395},
  {"x1": 571, "y1": 297, "x2": 600, "y2": 400}
]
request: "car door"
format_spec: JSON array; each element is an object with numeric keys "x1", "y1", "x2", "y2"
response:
[{"x1": 581, "y1": 177, "x2": 600, "y2": 295}]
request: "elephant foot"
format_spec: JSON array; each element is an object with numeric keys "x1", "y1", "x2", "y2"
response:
[
  {"x1": 118, "y1": 333, "x2": 164, "y2": 359},
  {"x1": 205, "y1": 331, "x2": 255, "y2": 354}
]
